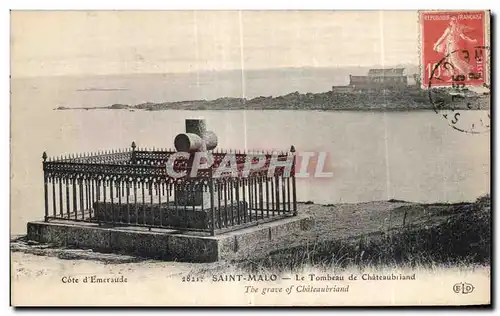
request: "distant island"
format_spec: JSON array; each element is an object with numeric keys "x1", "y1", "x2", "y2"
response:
[
  {"x1": 55, "y1": 67, "x2": 490, "y2": 112},
  {"x1": 55, "y1": 88, "x2": 490, "y2": 112}
]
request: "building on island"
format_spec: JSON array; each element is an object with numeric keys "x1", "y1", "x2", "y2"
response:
[{"x1": 332, "y1": 68, "x2": 411, "y2": 92}]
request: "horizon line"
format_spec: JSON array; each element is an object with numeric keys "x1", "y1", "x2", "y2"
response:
[{"x1": 10, "y1": 63, "x2": 420, "y2": 80}]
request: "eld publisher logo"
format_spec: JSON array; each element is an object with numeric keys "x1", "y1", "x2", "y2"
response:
[{"x1": 453, "y1": 282, "x2": 475, "y2": 294}]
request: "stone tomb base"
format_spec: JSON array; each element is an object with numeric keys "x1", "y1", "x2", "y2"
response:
[
  {"x1": 92, "y1": 201, "x2": 248, "y2": 230},
  {"x1": 26, "y1": 214, "x2": 313, "y2": 262}
]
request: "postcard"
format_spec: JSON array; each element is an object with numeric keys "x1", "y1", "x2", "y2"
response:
[{"x1": 10, "y1": 10, "x2": 491, "y2": 306}]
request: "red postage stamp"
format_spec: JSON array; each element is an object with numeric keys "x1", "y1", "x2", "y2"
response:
[{"x1": 419, "y1": 10, "x2": 489, "y2": 88}]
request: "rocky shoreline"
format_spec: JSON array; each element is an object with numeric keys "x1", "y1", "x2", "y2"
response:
[{"x1": 55, "y1": 89, "x2": 490, "y2": 112}]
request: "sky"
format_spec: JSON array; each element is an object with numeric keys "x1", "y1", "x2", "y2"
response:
[{"x1": 11, "y1": 10, "x2": 420, "y2": 77}]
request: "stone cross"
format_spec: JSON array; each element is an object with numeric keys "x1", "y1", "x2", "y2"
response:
[
  {"x1": 174, "y1": 119, "x2": 218, "y2": 153},
  {"x1": 173, "y1": 119, "x2": 217, "y2": 208}
]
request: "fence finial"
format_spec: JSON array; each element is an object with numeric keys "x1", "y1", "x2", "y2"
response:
[
  {"x1": 42, "y1": 152, "x2": 47, "y2": 162},
  {"x1": 131, "y1": 141, "x2": 137, "y2": 151},
  {"x1": 290, "y1": 145, "x2": 296, "y2": 152}
]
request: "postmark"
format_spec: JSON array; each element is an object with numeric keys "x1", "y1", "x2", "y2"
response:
[
  {"x1": 419, "y1": 10, "x2": 490, "y2": 134},
  {"x1": 427, "y1": 46, "x2": 490, "y2": 134}
]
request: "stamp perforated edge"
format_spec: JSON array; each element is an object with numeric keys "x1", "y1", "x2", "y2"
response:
[{"x1": 417, "y1": 10, "x2": 491, "y2": 90}]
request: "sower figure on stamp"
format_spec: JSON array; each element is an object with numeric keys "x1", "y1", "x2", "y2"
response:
[{"x1": 433, "y1": 16, "x2": 478, "y2": 78}]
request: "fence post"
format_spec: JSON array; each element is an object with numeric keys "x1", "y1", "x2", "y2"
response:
[
  {"x1": 290, "y1": 145, "x2": 297, "y2": 216},
  {"x1": 42, "y1": 152, "x2": 49, "y2": 222},
  {"x1": 131, "y1": 141, "x2": 137, "y2": 164},
  {"x1": 209, "y1": 174, "x2": 216, "y2": 236}
]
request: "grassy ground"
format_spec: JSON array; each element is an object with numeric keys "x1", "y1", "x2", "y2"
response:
[{"x1": 234, "y1": 195, "x2": 491, "y2": 273}]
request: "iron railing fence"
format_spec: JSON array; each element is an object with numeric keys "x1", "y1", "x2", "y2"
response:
[{"x1": 42, "y1": 143, "x2": 297, "y2": 235}]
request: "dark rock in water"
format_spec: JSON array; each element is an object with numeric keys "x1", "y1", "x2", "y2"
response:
[
  {"x1": 109, "y1": 103, "x2": 129, "y2": 109},
  {"x1": 388, "y1": 199, "x2": 409, "y2": 203}
]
